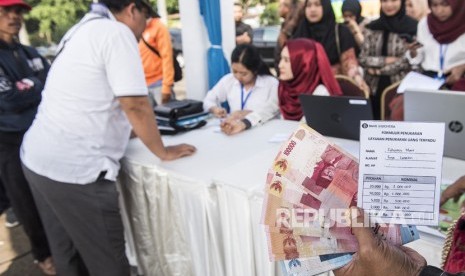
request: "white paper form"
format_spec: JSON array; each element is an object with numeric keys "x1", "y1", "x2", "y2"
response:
[{"x1": 358, "y1": 121, "x2": 445, "y2": 225}]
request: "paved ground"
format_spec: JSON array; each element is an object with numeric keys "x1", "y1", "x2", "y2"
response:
[{"x1": 0, "y1": 213, "x2": 44, "y2": 276}]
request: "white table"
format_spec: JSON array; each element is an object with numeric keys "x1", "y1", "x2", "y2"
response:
[{"x1": 118, "y1": 120, "x2": 465, "y2": 276}]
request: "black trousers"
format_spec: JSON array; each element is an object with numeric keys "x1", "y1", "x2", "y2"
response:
[
  {"x1": 22, "y1": 165, "x2": 130, "y2": 276},
  {"x1": 0, "y1": 132, "x2": 51, "y2": 262},
  {"x1": 0, "y1": 178, "x2": 10, "y2": 214}
]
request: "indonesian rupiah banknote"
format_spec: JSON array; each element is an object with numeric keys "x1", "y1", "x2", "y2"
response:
[{"x1": 261, "y1": 124, "x2": 420, "y2": 274}]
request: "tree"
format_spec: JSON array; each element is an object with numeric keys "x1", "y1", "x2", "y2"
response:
[
  {"x1": 26, "y1": 0, "x2": 91, "y2": 45},
  {"x1": 153, "y1": 0, "x2": 179, "y2": 14}
]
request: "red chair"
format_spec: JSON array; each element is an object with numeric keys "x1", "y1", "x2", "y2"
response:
[
  {"x1": 380, "y1": 81, "x2": 402, "y2": 121},
  {"x1": 335, "y1": 75, "x2": 369, "y2": 99}
]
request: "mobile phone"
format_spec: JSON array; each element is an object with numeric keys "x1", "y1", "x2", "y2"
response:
[{"x1": 399, "y1": 33, "x2": 414, "y2": 43}]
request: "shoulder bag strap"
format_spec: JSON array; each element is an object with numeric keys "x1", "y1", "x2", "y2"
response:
[
  {"x1": 141, "y1": 37, "x2": 161, "y2": 58},
  {"x1": 54, "y1": 16, "x2": 105, "y2": 60}
]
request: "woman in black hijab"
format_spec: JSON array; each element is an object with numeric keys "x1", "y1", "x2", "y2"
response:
[
  {"x1": 342, "y1": 0, "x2": 371, "y2": 46},
  {"x1": 359, "y1": 0, "x2": 417, "y2": 119},
  {"x1": 292, "y1": 0, "x2": 368, "y2": 93}
]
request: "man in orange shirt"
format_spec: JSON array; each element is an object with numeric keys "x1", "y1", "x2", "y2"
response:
[{"x1": 139, "y1": 13, "x2": 174, "y2": 105}]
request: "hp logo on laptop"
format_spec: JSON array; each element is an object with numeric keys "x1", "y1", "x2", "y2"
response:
[{"x1": 449, "y1": 121, "x2": 463, "y2": 133}]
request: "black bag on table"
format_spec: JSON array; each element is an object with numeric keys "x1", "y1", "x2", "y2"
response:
[{"x1": 154, "y1": 99, "x2": 208, "y2": 135}]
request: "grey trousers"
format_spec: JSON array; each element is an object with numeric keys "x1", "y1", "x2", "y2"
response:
[{"x1": 22, "y1": 165, "x2": 130, "y2": 276}]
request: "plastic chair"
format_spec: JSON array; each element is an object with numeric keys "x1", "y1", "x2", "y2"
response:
[
  {"x1": 335, "y1": 75, "x2": 369, "y2": 99},
  {"x1": 380, "y1": 81, "x2": 401, "y2": 121}
]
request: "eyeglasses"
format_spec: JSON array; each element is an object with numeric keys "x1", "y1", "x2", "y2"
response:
[{"x1": 0, "y1": 5, "x2": 27, "y2": 15}]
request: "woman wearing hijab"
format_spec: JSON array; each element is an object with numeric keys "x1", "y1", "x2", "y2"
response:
[
  {"x1": 406, "y1": 0, "x2": 429, "y2": 21},
  {"x1": 292, "y1": 0, "x2": 368, "y2": 93},
  {"x1": 221, "y1": 39, "x2": 342, "y2": 135},
  {"x1": 407, "y1": 0, "x2": 465, "y2": 91},
  {"x1": 342, "y1": 0, "x2": 372, "y2": 46},
  {"x1": 278, "y1": 39, "x2": 343, "y2": 121},
  {"x1": 359, "y1": 0, "x2": 417, "y2": 119}
]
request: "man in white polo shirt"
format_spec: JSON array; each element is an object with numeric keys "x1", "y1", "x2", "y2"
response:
[{"x1": 20, "y1": 0, "x2": 196, "y2": 275}]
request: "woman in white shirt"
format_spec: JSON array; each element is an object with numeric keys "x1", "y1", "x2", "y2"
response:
[
  {"x1": 221, "y1": 38, "x2": 342, "y2": 135},
  {"x1": 203, "y1": 44, "x2": 279, "y2": 129},
  {"x1": 406, "y1": 0, "x2": 429, "y2": 21},
  {"x1": 407, "y1": 0, "x2": 465, "y2": 90}
]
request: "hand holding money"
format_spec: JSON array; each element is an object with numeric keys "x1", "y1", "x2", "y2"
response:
[{"x1": 333, "y1": 208, "x2": 426, "y2": 276}]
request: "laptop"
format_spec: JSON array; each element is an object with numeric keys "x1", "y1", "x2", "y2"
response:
[
  {"x1": 404, "y1": 89, "x2": 465, "y2": 160},
  {"x1": 299, "y1": 95, "x2": 373, "y2": 140}
]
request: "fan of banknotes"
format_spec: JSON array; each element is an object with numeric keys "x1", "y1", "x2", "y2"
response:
[{"x1": 261, "y1": 124, "x2": 420, "y2": 276}]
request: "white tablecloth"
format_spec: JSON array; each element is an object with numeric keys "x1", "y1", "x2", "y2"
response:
[{"x1": 118, "y1": 120, "x2": 465, "y2": 276}]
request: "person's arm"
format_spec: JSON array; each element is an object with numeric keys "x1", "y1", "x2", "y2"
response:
[
  {"x1": 246, "y1": 24, "x2": 253, "y2": 43},
  {"x1": 203, "y1": 75, "x2": 229, "y2": 118},
  {"x1": 221, "y1": 78, "x2": 280, "y2": 135},
  {"x1": 236, "y1": 32, "x2": 252, "y2": 44},
  {"x1": 441, "y1": 175, "x2": 465, "y2": 208},
  {"x1": 0, "y1": 68, "x2": 44, "y2": 113},
  {"x1": 358, "y1": 30, "x2": 387, "y2": 68},
  {"x1": 405, "y1": 44, "x2": 425, "y2": 68},
  {"x1": 339, "y1": 48, "x2": 370, "y2": 93},
  {"x1": 378, "y1": 55, "x2": 411, "y2": 76},
  {"x1": 345, "y1": 19, "x2": 364, "y2": 46},
  {"x1": 118, "y1": 96, "x2": 196, "y2": 160},
  {"x1": 156, "y1": 24, "x2": 175, "y2": 103}
]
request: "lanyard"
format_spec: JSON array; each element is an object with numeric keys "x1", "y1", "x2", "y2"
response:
[
  {"x1": 437, "y1": 44, "x2": 448, "y2": 80},
  {"x1": 240, "y1": 84, "x2": 254, "y2": 110}
]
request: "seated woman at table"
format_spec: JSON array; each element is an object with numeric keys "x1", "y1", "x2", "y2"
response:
[
  {"x1": 406, "y1": 0, "x2": 465, "y2": 91},
  {"x1": 278, "y1": 38, "x2": 342, "y2": 121},
  {"x1": 221, "y1": 38, "x2": 342, "y2": 135},
  {"x1": 203, "y1": 44, "x2": 279, "y2": 124}
]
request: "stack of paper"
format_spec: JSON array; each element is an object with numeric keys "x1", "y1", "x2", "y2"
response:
[{"x1": 261, "y1": 124, "x2": 419, "y2": 275}]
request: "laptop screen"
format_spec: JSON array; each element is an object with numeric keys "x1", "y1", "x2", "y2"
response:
[
  {"x1": 299, "y1": 95, "x2": 374, "y2": 140},
  {"x1": 404, "y1": 89, "x2": 465, "y2": 160}
]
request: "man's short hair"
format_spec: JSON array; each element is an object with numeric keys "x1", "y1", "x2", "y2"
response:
[{"x1": 233, "y1": 2, "x2": 243, "y2": 9}]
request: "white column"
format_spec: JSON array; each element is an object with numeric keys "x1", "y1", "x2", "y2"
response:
[
  {"x1": 156, "y1": 0, "x2": 168, "y2": 25},
  {"x1": 179, "y1": 0, "x2": 209, "y2": 101}
]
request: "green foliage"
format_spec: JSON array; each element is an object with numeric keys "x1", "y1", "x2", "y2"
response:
[
  {"x1": 260, "y1": 2, "x2": 280, "y2": 26},
  {"x1": 152, "y1": 0, "x2": 179, "y2": 14},
  {"x1": 25, "y1": 0, "x2": 92, "y2": 45}
]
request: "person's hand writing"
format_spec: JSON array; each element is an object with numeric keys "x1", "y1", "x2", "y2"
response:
[
  {"x1": 441, "y1": 176, "x2": 465, "y2": 212},
  {"x1": 162, "y1": 144, "x2": 196, "y2": 161},
  {"x1": 210, "y1": 107, "x2": 227, "y2": 118},
  {"x1": 220, "y1": 119, "x2": 246, "y2": 136},
  {"x1": 334, "y1": 208, "x2": 426, "y2": 276}
]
